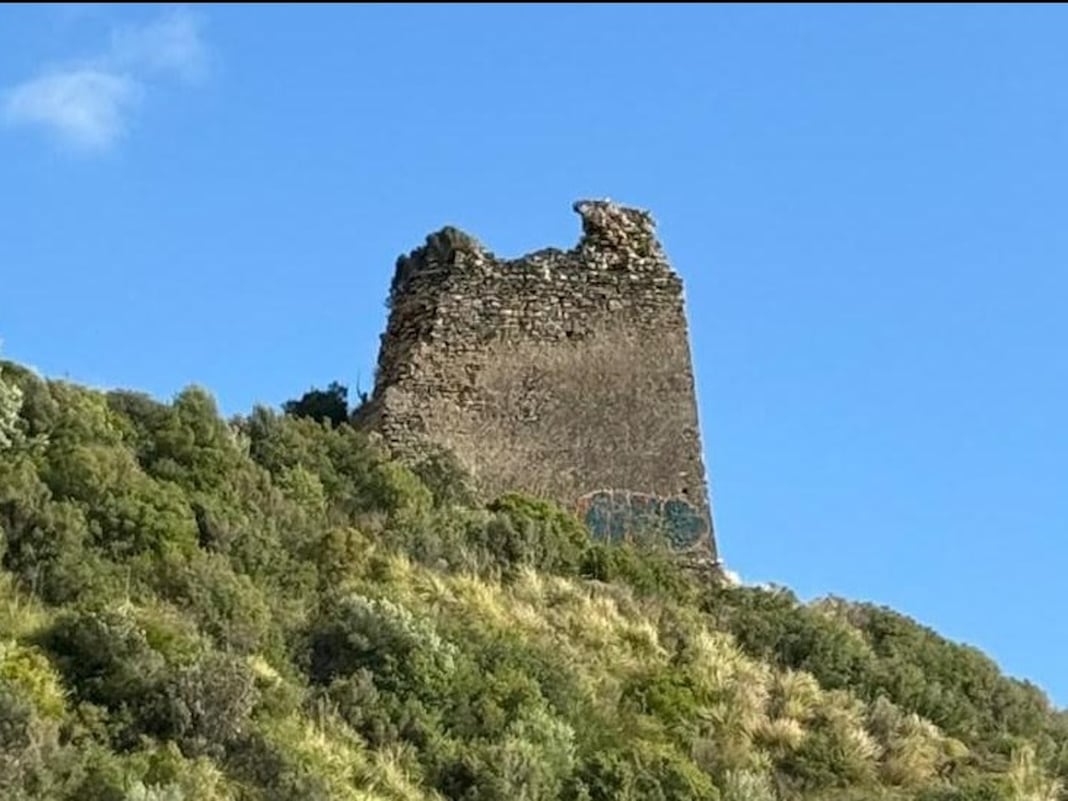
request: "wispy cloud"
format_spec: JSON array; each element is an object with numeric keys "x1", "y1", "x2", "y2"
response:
[
  {"x1": 110, "y1": 9, "x2": 208, "y2": 84},
  {"x1": 2, "y1": 8, "x2": 207, "y2": 153},
  {"x1": 5, "y1": 70, "x2": 141, "y2": 151}
]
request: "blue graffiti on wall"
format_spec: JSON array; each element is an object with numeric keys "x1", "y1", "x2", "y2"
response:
[{"x1": 576, "y1": 490, "x2": 709, "y2": 551}]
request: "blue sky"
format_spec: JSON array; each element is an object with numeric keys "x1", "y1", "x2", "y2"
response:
[{"x1": 2, "y1": 4, "x2": 1066, "y2": 705}]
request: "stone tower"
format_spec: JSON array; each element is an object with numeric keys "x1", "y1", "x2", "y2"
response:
[{"x1": 360, "y1": 199, "x2": 719, "y2": 566}]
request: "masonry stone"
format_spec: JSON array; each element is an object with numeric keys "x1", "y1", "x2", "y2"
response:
[{"x1": 359, "y1": 199, "x2": 719, "y2": 567}]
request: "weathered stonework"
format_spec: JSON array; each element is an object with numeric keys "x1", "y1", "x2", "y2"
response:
[{"x1": 359, "y1": 199, "x2": 719, "y2": 565}]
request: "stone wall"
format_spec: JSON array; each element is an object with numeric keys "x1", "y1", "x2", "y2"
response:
[{"x1": 359, "y1": 200, "x2": 718, "y2": 564}]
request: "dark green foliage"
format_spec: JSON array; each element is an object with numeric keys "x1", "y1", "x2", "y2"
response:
[
  {"x1": 150, "y1": 551, "x2": 275, "y2": 654},
  {"x1": 0, "y1": 685, "x2": 42, "y2": 793},
  {"x1": 854, "y1": 604, "x2": 1052, "y2": 745},
  {"x1": 306, "y1": 593, "x2": 457, "y2": 699},
  {"x1": 283, "y1": 381, "x2": 349, "y2": 428},
  {"x1": 404, "y1": 443, "x2": 478, "y2": 508},
  {"x1": 705, "y1": 585, "x2": 1062, "y2": 768},
  {"x1": 778, "y1": 725, "x2": 873, "y2": 792},
  {"x1": 704, "y1": 585, "x2": 875, "y2": 690},
  {"x1": 620, "y1": 670, "x2": 701, "y2": 734},
  {"x1": 0, "y1": 455, "x2": 97, "y2": 601},
  {"x1": 573, "y1": 741, "x2": 720, "y2": 801},
  {"x1": 143, "y1": 650, "x2": 258, "y2": 758},
  {"x1": 482, "y1": 493, "x2": 590, "y2": 575},
  {"x1": 0, "y1": 358, "x2": 1063, "y2": 801},
  {"x1": 581, "y1": 538, "x2": 698, "y2": 604}
]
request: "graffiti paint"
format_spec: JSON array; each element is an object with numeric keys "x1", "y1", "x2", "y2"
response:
[{"x1": 576, "y1": 489, "x2": 709, "y2": 551}]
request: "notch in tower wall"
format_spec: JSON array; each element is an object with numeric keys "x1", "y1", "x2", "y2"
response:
[{"x1": 360, "y1": 199, "x2": 719, "y2": 569}]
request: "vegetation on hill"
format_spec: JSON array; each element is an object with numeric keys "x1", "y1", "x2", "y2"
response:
[{"x1": 1, "y1": 359, "x2": 1065, "y2": 801}]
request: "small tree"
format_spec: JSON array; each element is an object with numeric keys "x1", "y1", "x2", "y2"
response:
[{"x1": 283, "y1": 382, "x2": 349, "y2": 428}]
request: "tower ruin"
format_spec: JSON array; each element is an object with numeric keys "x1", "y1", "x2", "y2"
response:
[{"x1": 360, "y1": 199, "x2": 719, "y2": 566}]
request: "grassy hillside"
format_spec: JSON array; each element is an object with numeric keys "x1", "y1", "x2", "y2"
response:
[{"x1": 0, "y1": 359, "x2": 1064, "y2": 801}]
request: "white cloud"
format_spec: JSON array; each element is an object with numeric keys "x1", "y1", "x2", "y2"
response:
[
  {"x1": 4, "y1": 69, "x2": 141, "y2": 151},
  {"x1": 110, "y1": 9, "x2": 208, "y2": 83},
  {"x1": 2, "y1": 8, "x2": 207, "y2": 153}
]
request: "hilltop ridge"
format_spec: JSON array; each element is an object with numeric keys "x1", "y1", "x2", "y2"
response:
[{"x1": 0, "y1": 357, "x2": 1065, "y2": 801}]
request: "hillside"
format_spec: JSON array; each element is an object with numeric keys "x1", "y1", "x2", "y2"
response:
[{"x1": 0, "y1": 358, "x2": 1065, "y2": 801}]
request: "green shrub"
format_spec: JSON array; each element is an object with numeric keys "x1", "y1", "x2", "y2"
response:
[
  {"x1": 306, "y1": 594, "x2": 458, "y2": 701},
  {"x1": 142, "y1": 651, "x2": 258, "y2": 758},
  {"x1": 482, "y1": 493, "x2": 589, "y2": 575}
]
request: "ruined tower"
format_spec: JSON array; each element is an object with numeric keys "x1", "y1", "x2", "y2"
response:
[{"x1": 360, "y1": 199, "x2": 719, "y2": 566}]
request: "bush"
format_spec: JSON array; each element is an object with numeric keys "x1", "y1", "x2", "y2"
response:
[
  {"x1": 581, "y1": 540, "x2": 697, "y2": 603},
  {"x1": 41, "y1": 609, "x2": 167, "y2": 714},
  {"x1": 306, "y1": 594, "x2": 458, "y2": 702},
  {"x1": 143, "y1": 651, "x2": 258, "y2": 758},
  {"x1": 573, "y1": 741, "x2": 720, "y2": 801},
  {"x1": 481, "y1": 493, "x2": 589, "y2": 575}
]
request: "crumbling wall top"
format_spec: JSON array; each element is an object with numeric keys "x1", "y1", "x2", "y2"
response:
[
  {"x1": 389, "y1": 225, "x2": 488, "y2": 302},
  {"x1": 572, "y1": 198, "x2": 665, "y2": 262},
  {"x1": 388, "y1": 199, "x2": 672, "y2": 302}
]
